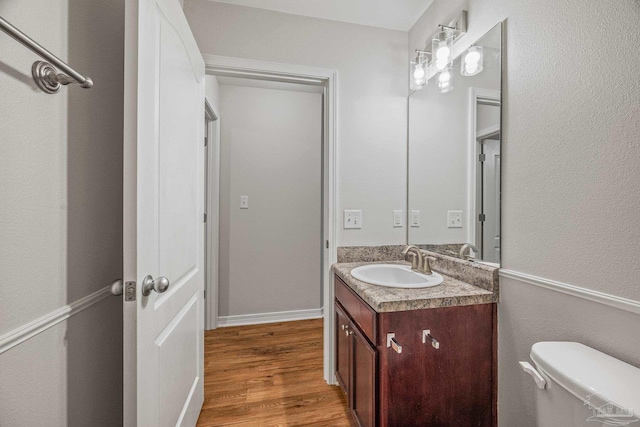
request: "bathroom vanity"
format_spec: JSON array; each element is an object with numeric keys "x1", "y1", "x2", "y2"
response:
[{"x1": 333, "y1": 255, "x2": 498, "y2": 427}]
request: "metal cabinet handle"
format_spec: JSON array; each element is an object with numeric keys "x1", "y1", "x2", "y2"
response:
[
  {"x1": 142, "y1": 275, "x2": 170, "y2": 296},
  {"x1": 423, "y1": 330, "x2": 440, "y2": 349},
  {"x1": 386, "y1": 333, "x2": 402, "y2": 353},
  {"x1": 110, "y1": 279, "x2": 123, "y2": 296}
]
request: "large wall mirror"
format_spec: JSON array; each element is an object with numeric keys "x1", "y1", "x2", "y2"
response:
[{"x1": 408, "y1": 22, "x2": 502, "y2": 265}]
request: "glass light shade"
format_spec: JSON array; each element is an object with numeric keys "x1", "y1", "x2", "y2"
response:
[
  {"x1": 432, "y1": 30, "x2": 454, "y2": 71},
  {"x1": 410, "y1": 53, "x2": 428, "y2": 90},
  {"x1": 436, "y1": 70, "x2": 453, "y2": 93},
  {"x1": 461, "y1": 46, "x2": 484, "y2": 76}
]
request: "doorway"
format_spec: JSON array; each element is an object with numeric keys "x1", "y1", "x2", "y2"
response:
[
  {"x1": 203, "y1": 55, "x2": 338, "y2": 384},
  {"x1": 468, "y1": 88, "x2": 501, "y2": 264},
  {"x1": 476, "y1": 134, "x2": 501, "y2": 263}
]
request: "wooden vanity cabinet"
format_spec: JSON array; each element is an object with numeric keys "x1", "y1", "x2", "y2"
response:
[{"x1": 335, "y1": 274, "x2": 496, "y2": 427}]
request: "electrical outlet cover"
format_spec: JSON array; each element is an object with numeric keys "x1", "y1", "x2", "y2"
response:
[
  {"x1": 393, "y1": 210, "x2": 403, "y2": 228},
  {"x1": 410, "y1": 210, "x2": 420, "y2": 227}
]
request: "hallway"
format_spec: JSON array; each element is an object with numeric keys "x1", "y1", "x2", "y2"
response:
[{"x1": 197, "y1": 319, "x2": 351, "y2": 426}]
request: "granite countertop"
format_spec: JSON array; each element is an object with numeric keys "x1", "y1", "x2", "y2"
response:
[{"x1": 332, "y1": 260, "x2": 498, "y2": 313}]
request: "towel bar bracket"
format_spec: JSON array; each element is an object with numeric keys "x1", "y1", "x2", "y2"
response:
[
  {"x1": 32, "y1": 61, "x2": 93, "y2": 94},
  {"x1": 0, "y1": 16, "x2": 93, "y2": 94}
]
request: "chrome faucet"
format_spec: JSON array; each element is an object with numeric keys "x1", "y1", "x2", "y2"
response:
[
  {"x1": 402, "y1": 245, "x2": 422, "y2": 270},
  {"x1": 402, "y1": 245, "x2": 435, "y2": 275},
  {"x1": 459, "y1": 243, "x2": 480, "y2": 261}
]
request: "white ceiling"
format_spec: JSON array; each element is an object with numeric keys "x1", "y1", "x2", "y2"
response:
[{"x1": 208, "y1": 0, "x2": 434, "y2": 31}]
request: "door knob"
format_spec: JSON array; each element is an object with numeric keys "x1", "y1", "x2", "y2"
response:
[
  {"x1": 142, "y1": 275, "x2": 170, "y2": 296},
  {"x1": 110, "y1": 279, "x2": 124, "y2": 296}
]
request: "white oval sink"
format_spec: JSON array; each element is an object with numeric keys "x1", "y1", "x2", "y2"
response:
[{"x1": 350, "y1": 264, "x2": 444, "y2": 288}]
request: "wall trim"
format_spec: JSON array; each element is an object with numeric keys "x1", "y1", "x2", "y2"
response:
[
  {"x1": 0, "y1": 285, "x2": 112, "y2": 354},
  {"x1": 500, "y1": 269, "x2": 640, "y2": 315},
  {"x1": 217, "y1": 308, "x2": 323, "y2": 327}
]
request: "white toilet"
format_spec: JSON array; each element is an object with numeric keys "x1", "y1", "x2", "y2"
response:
[{"x1": 520, "y1": 341, "x2": 640, "y2": 427}]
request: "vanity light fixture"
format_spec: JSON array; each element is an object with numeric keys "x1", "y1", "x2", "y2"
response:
[
  {"x1": 436, "y1": 70, "x2": 453, "y2": 93},
  {"x1": 461, "y1": 45, "x2": 484, "y2": 76},
  {"x1": 410, "y1": 50, "x2": 430, "y2": 91},
  {"x1": 408, "y1": 10, "x2": 467, "y2": 92}
]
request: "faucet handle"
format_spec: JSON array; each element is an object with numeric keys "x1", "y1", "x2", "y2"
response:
[
  {"x1": 424, "y1": 256, "x2": 436, "y2": 268},
  {"x1": 419, "y1": 250, "x2": 436, "y2": 260}
]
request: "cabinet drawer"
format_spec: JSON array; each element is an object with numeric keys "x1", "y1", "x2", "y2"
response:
[{"x1": 335, "y1": 275, "x2": 376, "y2": 342}]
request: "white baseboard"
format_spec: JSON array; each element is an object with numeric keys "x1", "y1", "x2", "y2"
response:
[
  {"x1": 217, "y1": 307, "x2": 323, "y2": 327},
  {"x1": 500, "y1": 269, "x2": 640, "y2": 315},
  {"x1": 0, "y1": 285, "x2": 111, "y2": 354}
]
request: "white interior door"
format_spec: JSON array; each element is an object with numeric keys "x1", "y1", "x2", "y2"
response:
[{"x1": 123, "y1": 0, "x2": 205, "y2": 426}]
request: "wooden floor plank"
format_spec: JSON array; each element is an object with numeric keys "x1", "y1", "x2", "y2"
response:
[{"x1": 197, "y1": 319, "x2": 351, "y2": 426}]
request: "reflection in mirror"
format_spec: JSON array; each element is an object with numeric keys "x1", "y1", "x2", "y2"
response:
[{"x1": 408, "y1": 22, "x2": 502, "y2": 265}]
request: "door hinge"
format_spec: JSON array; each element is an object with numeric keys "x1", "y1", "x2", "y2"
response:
[
  {"x1": 204, "y1": 137, "x2": 208, "y2": 147},
  {"x1": 326, "y1": 240, "x2": 329, "y2": 249},
  {"x1": 479, "y1": 153, "x2": 486, "y2": 162},
  {"x1": 204, "y1": 213, "x2": 207, "y2": 223},
  {"x1": 204, "y1": 290, "x2": 206, "y2": 299},
  {"x1": 125, "y1": 281, "x2": 136, "y2": 301},
  {"x1": 479, "y1": 213, "x2": 486, "y2": 222}
]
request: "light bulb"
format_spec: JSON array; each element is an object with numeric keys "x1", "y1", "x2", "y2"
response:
[
  {"x1": 465, "y1": 62, "x2": 479, "y2": 74},
  {"x1": 465, "y1": 51, "x2": 480, "y2": 64},
  {"x1": 436, "y1": 46, "x2": 450, "y2": 60},
  {"x1": 439, "y1": 71, "x2": 451, "y2": 83},
  {"x1": 413, "y1": 64, "x2": 425, "y2": 80},
  {"x1": 436, "y1": 70, "x2": 453, "y2": 93},
  {"x1": 461, "y1": 46, "x2": 484, "y2": 77}
]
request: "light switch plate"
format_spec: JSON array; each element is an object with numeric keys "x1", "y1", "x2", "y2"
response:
[
  {"x1": 240, "y1": 195, "x2": 249, "y2": 209},
  {"x1": 447, "y1": 210, "x2": 463, "y2": 228},
  {"x1": 393, "y1": 210, "x2": 403, "y2": 228},
  {"x1": 410, "y1": 210, "x2": 420, "y2": 227},
  {"x1": 344, "y1": 210, "x2": 362, "y2": 229}
]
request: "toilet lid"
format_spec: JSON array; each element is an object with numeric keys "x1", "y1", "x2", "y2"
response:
[{"x1": 531, "y1": 341, "x2": 640, "y2": 418}]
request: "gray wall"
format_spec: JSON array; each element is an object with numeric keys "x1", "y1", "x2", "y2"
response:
[
  {"x1": 0, "y1": 0, "x2": 124, "y2": 425},
  {"x1": 184, "y1": 0, "x2": 409, "y2": 247},
  {"x1": 410, "y1": 1, "x2": 640, "y2": 426},
  {"x1": 218, "y1": 84, "x2": 322, "y2": 317}
]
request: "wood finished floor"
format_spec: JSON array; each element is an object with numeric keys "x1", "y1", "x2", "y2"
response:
[{"x1": 197, "y1": 318, "x2": 351, "y2": 426}]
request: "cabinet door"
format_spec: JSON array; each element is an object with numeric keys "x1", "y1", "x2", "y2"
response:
[
  {"x1": 352, "y1": 326, "x2": 377, "y2": 427},
  {"x1": 335, "y1": 302, "x2": 351, "y2": 396},
  {"x1": 379, "y1": 304, "x2": 493, "y2": 426}
]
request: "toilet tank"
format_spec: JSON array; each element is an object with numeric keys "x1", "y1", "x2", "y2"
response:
[{"x1": 524, "y1": 342, "x2": 640, "y2": 427}]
